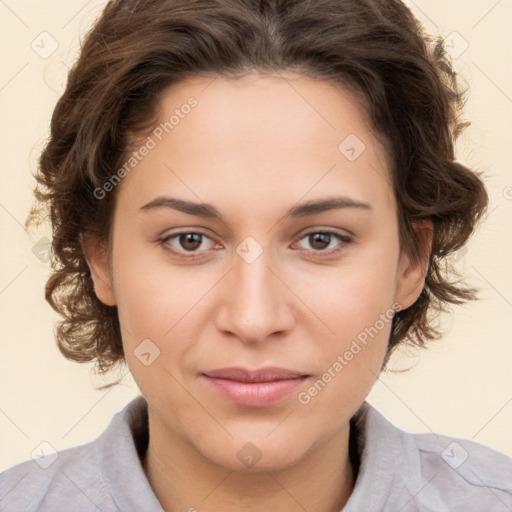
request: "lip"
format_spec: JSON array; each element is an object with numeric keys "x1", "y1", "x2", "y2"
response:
[{"x1": 201, "y1": 366, "x2": 310, "y2": 407}]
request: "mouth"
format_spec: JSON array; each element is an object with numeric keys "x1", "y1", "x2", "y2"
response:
[{"x1": 201, "y1": 366, "x2": 311, "y2": 407}]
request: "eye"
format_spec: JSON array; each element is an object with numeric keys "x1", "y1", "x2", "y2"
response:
[
  {"x1": 158, "y1": 231, "x2": 217, "y2": 257},
  {"x1": 295, "y1": 230, "x2": 353, "y2": 255}
]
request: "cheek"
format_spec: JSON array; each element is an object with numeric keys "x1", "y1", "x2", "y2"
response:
[
  {"x1": 111, "y1": 234, "x2": 198, "y2": 336},
  {"x1": 293, "y1": 239, "x2": 398, "y2": 339},
  {"x1": 296, "y1": 295, "x2": 393, "y2": 423},
  {"x1": 110, "y1": 238, "x2": 220, "y2": 387},
  {"x1": 289, "y1": 239, "x2": 398, "y2": 399}
]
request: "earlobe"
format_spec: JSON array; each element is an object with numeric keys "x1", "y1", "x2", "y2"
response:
[
  {"x1": 81, "y1": 233, "x2": 116, "y2": 306},
  {"x1": 394, "y1": 218, "x2": 433, "y2": 310}
]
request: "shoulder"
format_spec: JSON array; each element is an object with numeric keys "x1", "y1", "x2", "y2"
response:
[
  {"x1": 410, "y1": 429, "x2": 512, "y2": 509},
  {"x1": 354, "y1": 403, "x2": 512, "y2": 512},
  {"x1": 0, "y1": 395, "x2": 152, "y2": 512},
  {"x1": 0, "y1": 438, "x2": 115, "y2": 512}
]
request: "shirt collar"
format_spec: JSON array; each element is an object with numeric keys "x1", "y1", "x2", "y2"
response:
[
  {"x1": 343, "y1": 401, "x2": 419, "y2": 511},
  {"x1": 95, "y1": 395, "x2": 164, "y2": 511}
]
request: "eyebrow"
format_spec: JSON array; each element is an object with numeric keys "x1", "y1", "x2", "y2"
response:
[{"x1": 139, "y1": 195, "x2": 372, "y2": 219}]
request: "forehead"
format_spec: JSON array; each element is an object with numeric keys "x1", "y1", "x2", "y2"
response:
[
  {"x1": 157, "y1": 72, "x2": 377, "y2": 158},
  {"x1": 118, "y1": 73, "x2": 395, "y2": 218}
]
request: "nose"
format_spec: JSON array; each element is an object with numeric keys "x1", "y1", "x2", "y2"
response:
[{"x1": 214, "y1": 247, "x2": 296, "y2": 344}]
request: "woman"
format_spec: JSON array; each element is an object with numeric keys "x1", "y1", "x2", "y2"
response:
[{"x1": 1, "y1": 0, "x2": 511, "y2": 510}]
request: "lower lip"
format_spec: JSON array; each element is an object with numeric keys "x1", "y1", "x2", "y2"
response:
[{"x1": 202, "y1": 375, "x2": 309, "y2": 407}]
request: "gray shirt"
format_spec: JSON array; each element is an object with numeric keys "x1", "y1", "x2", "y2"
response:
[{"x1": 1, "y1": 395, "x2": 511, "y2": 511}]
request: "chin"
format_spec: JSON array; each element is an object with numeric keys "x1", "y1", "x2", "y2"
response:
[{"x1": 195, "y1": 433, "x2": 315, "y2": 474}]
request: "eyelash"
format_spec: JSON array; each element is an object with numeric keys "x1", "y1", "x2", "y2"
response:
[{"x1": 157, "y1": 229, "x2": 353, "y2": 260}]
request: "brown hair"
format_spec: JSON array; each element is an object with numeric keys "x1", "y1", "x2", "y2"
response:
[{"x1": 28, "y1": 0, "x2": 488, "y2": 382}]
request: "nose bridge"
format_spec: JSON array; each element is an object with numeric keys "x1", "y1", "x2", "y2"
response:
[
  {"x1": 215, "y1": 243, "x2": 294, "y2": 343},
  {"x1": 234, "y1": 251, "x2": 275, "y2": 304}
]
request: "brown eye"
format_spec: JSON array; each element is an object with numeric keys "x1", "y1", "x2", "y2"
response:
[
  {"x1": 308, "y1": 233, "x2": 332, "y2": 250},
  {"x1": 159, "y1": 231, "x2": 217, "y2": 258},
  {"x1": 179, "y1": 233, "x2": 203, "y2": 251},
  {"x1": 296, "y1": 230, "x2": 353, "y2": 255}
]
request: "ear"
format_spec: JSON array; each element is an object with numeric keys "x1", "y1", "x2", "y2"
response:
[
  {"x1": 394, "y1": 218, "x2": 433, "y2": 310},
  {"x1": 81, "y1": 233, "x2": 116, "y2": 306}
]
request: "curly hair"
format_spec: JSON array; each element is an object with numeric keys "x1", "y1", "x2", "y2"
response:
[{"x1": 27, "y1": 0, "x2": 488, "y2": 381}]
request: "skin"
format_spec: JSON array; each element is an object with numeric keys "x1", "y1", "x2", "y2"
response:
[{"x1": 84, "y1": 72, "x2": 432, "y2": 512}]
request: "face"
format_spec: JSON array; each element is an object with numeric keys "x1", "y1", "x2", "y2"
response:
[{"x1": 86, "y1": 73, "x2": 429, "y2": 472}]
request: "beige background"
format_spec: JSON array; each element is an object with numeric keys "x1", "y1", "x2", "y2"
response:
[{"x1": 0, "y1": 0, "x2": 511, "y2": 472}]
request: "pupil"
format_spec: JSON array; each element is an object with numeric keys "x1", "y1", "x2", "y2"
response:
[
  {"x1": 180, "y1": 233, "x2": 202, "y2": 251},
  {"x1": 310, "y1": 233, "x2": 330, "y2": 250}
]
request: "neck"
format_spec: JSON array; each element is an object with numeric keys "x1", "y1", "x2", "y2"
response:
[{"x1": 142, "y1": 413, "x2": 356, "y2": 512}]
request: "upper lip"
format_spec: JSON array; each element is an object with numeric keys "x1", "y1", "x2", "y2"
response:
[{"x1": 202, "y1": 366, "x2": 309, "y2": 383}]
